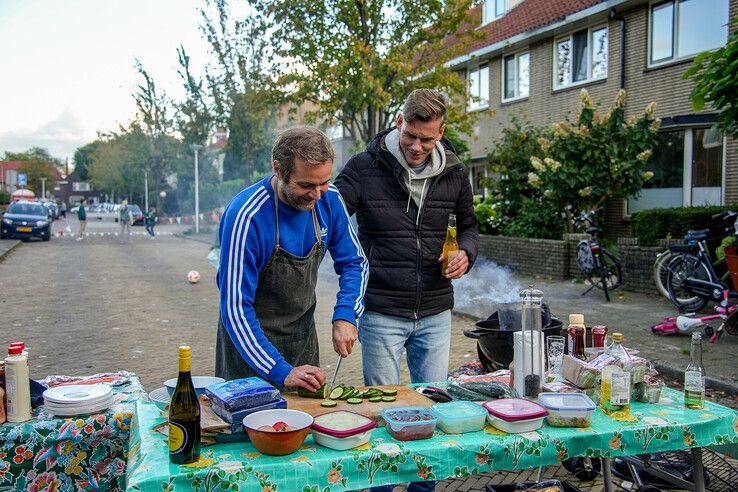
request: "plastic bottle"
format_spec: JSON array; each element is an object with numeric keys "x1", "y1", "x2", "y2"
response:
[
  {"x1": 599, "y1": 333, "x2": 631, "y2": 418},
  {"x1": 684, "y1": 332, "x2": 705, "y2": 409},
  {"x1": 5, "y1": 344, "x2": 31, "y2": 422}
]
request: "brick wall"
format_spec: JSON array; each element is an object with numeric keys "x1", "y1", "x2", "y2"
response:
[
  {"x1": 478, "y1": 235, "x2": 570, "y2": 279},
  {"x1": 616, "y1": 238, "x2": 664, "y2": 295}
]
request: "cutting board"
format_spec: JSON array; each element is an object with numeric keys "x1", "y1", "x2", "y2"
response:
[{"x1": 282, "y1": 385, "x2": 433, "y2": 425}]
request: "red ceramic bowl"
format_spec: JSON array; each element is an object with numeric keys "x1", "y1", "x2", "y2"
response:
[{"x1": 242, "y1": 409, "x2": 314, "y2": 456}]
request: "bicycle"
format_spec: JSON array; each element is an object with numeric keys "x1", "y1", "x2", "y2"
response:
[
  {"x1": 652, "y1": 211, "x2": 737, "y2": 305},
  {"x1": 573, "y1": 207, "x2": 623, "y2": 302}
]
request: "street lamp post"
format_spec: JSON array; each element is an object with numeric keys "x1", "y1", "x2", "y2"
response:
[
  {"x1": 144, "y1": 170, "x2": 149, "y2": 211},
  {"x1": 40, "y1": 177, "x2": 47, "y2": 199},
  {"x1": 191, "y1": 144, "x2": 203, "y2": 234}
]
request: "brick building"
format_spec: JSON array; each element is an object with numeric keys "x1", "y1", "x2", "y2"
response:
[{"x1": 451, "y1": 0, "x2": 736, "y2": 237}]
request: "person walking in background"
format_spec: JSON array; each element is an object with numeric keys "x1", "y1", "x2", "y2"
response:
[
  {"x1": 119, "y1": 200, "x2": 133, "y2": 243},
  {"x1": 76, "y1": 198, "x2": 87, "y2": 241},
  {"x1": 59, "y1": 202, "x2": 66, "y2": 218},
  {"x1": 145, "y1": 207, "x2": 156, "y2": 238}
]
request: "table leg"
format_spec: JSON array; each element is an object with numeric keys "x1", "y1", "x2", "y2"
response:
[
  {"x1": 601, "y1": 458, "x2": 614, "y2": 492},
  {"x1": 691, "y1": 447, "x2": 706, "y2": 492}
]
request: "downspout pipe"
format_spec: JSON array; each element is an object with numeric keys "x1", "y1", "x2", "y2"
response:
[{"x1": 610, "y1": 8, "x2": 626, "y2": 89}]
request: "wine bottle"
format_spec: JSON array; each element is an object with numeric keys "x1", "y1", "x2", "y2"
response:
[{"x1": 169, "y1": 346, "x2": 201, "y2": 464}]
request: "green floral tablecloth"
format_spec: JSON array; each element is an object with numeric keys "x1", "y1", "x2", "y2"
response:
[
  {"x1": 0, "y1": 373, "x2": 146, "y2": 492},
  {"x1": 125, "y1": 387, "x2": 738, "y2": 492}
]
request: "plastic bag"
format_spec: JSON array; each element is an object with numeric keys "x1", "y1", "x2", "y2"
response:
[{"x1": 207, "y1": 248, "x2": 220, "y2": 270}]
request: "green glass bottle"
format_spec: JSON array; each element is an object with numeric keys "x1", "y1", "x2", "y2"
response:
[{"x1": 169, "y1": 346, "x2": 201, "y2": 464}]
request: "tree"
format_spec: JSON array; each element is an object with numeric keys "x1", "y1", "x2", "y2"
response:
[
  {"x1": 684, "y1": 17, "x2": 738, "y2": 139},
  {"x1": 245, "y1": 0, "x2": 482, "y2": 144},
  {"x1": 73, "y1": 141, "x2": 100, "y2": 180},
  {"x1": 4, "y1": 147, "x2": 55, "y2": 163}
]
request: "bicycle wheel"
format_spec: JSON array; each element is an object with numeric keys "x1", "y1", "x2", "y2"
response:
[
  {"x1": 653, "y1": 250, "x2": 673, "y2": 299},
  {"x1": 585, "y1": 249, "x2": 622, "y2": 293},
  {"x1": 665, "y1": 254, "x2": 711, "y2": 312}
]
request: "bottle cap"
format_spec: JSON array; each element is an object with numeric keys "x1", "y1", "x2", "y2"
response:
[
  {"x1": 10, "y1": 342, "x2": 24, "y2": 349},
  {"x1": 692, "y1": 332, "x2": 702, "y2": 341},
  {"x1": 178, "y1": 346, "x2": 191, "y2": 357},
  {"x1": 569, "y1": 314, "x2": 585, "y2": 325},
  {"x1": 8, "y1": 346, "x2": 22, "y2": 355},
  {"x1": 612, "y1": 332, "x2": 624, "y2": 342}
]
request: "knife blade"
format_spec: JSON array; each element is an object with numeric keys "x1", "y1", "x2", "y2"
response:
[{"x1": 329, "y1": 354, "x2": 343, "y2": 389}]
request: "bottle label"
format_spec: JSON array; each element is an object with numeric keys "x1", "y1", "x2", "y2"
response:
[
  {"x1": 685, "y1": 371, "x2": 705, "y2": 393},
  {"x1": 610, "y1": 372, "x2": 631, "y2": 406},
  {"x1": 169, "y1": 422, "x2": 187, "y2": 453}
]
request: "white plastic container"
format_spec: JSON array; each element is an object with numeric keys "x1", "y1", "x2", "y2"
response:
[
  {"x1": 483, "y1": 398, "x2": 547, "y2": 434},
  {"x1": 538, "y1": 392, "x2": 596, "y2": 428},
  {"x1": 5, "y1": 345, "x2": 31, "y2": 422},
  {"x1": 431, "y1": 401, "x2": 487, "y2": 434},
  {"x1": 311, "y1": 411, "x2": 377, "y2": 450}
]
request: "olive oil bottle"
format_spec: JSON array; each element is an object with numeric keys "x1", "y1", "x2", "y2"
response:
[
  {"x1": 684, "y1": 333, "x2": 705, "y2": 409},
  {"x1": 169, "y1": 346, "x2": 201, "y2": 464},
  {"x1": 442, "y1": 213, "x2": 459, "y2": 275}
]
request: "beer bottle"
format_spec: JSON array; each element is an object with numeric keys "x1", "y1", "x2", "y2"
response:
[
  {"x1": 572, "y1": 326, "x2": 587, "y2": 361},
  {"x1": 169, "y1": 346, "x2": 201, "y2": 464},
  {"x1": 442, "y1": 213, "x2": 459, "y2": 275}
]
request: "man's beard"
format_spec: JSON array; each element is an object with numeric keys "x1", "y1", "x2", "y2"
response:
[{"x1": 279, "y1": 179, "x2": 315, "y2": 211}]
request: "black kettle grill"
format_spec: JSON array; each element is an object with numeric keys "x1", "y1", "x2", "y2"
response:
[{"x1": 464, "y1": 303, "x2": 563, "y2": 372}]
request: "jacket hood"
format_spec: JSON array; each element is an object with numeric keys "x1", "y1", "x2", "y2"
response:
[{"x1": 366, "y1": 126, "x2": 462, "y2": 172}]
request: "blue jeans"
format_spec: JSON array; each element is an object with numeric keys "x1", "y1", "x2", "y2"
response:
[{"x1": 359, "y1": 310, "x2": 451, "y2": 385}]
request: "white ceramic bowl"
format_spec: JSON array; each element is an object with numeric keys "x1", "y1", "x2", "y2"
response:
[{"x1": 164, "y1": 376, "x2": 225, "y2": 397}]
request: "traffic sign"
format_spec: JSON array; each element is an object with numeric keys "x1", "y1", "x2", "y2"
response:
[{"x1": 17, "y1": 173, "x2": 27, "y2": 186}]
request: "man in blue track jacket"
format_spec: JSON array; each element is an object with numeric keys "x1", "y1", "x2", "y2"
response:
[{"x1": 215, "y1": 126, "x2": 368, "y2": 392}]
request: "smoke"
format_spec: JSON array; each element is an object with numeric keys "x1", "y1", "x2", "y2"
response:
[{"x1": 454, "y1": 258, "x2": 522, "y2": 319}]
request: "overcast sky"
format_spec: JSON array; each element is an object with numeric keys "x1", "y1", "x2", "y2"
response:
[{"x1": 0, "y1": 0, "x2": 212, "y2": 160}]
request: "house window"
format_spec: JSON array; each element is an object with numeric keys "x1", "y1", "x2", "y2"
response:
[
  {"x1": 628, "y1": 128, "x2": 724, "y2": 213},
  {"x1": 467, "y1": 64, "x2": 490, "y2": 111},
  {"x1": 502, "y1": 52, "x2": 530, "y2": 101},
  {"x1": 73, "y1": 182, "x2": 91, "y2": 192},
  {"x1": 482, "y1": 0, "x2": 506, "y2": 24},
  {"x1": 554, "y1": 26, "x2": 608, "y2": 89},
  {"x1": 649, "y1": 0, "x2": 729, "y2": 65}
]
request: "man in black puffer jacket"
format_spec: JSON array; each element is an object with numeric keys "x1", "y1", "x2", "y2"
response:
[{"x1": 335, "y1": 88, "x2": 478, "y2": 389}]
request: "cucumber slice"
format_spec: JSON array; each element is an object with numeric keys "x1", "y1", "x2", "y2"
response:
[
  {"x1": 381, "y1": 396, "x2": 396, "y2": 402},
  {"x1": 347, "y1": 398, "x2": 363, "y2": 404},
  {"x1": 340, "y1": 387, "x2": 354, "y2": 399},
  {"x1": 329, "y1": 387, "x2": 344, "y2": 400},
  {"x1": 368, "y1": 396, "x2": 382, "y2": 402},
  {"x1": 354, "y1": 390, "x2": 366, "y2": 399},
  {"x1": 321, "y1": 400, "x2": 338, "y2": 407},
  {"x1": 381, "y1": 389, "x2": 398, "y2": 396}
]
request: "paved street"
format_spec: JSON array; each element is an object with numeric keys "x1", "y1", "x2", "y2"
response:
[{"x1": 2, "y1": 217, "x2": 737, "y2": 491}]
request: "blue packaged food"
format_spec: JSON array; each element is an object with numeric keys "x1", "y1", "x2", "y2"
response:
[
  {"x1": 212, "y1": 397, "x2": 288, "y2": 428},
  {"x1": 205, "y1": 377, "x2": 280, "y2": 411}
]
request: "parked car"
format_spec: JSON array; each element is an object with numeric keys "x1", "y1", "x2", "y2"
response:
[
  {"x1": 128, "y1": 204, "x2": 144, "y2": 225},
  {"x1": 0, "y1": 201, "x2": 51, "y2": 241},
  {"x1": 40, "y1": 201, "x2": 59, "y2": 220}
]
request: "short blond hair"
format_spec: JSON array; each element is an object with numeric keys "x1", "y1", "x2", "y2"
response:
[
  {"x1": 272, "y1": 126, "x2": 335, "y2": 181},
  {"x1": 402, "y1": 89, "x2": 447, "y2": 125}
]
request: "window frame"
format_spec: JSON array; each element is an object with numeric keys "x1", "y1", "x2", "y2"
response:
[
  {"x1": 647, "y1": 0, "x2": 729, "y2": 67},
  {"x1": 482, "y1": 0, "x2": 506, "y2": 25},
  {"x1": 552, "y1": 24, "x2": 609, "y2": 91},
  {"x1": 467, "y1": 62, "x2": 490, "y2": 112},
  {"x1": 501, "y1": 50, "x2": 531, "y2": 103}
]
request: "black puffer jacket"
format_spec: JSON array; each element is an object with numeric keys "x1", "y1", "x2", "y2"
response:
[{"x1": 334, "y1": 127, "x2": 478, "y2": 319}]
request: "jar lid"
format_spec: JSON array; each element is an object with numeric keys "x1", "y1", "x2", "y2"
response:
[
  {"x1": 483, "y1": 398, "x2": 548, "y2": 422},
  {"x1": 612, "y1": 332, "x2": 624, "y2": 342},
  {"x1": 312, "y1": 410, "x2": 377, "y2": 438},
  {"x1": 569, "y1": 314, "x2": 584, "y2": 325},
  {"x1": 7, "y1": 346, "x2": 22, "y2": 355}
]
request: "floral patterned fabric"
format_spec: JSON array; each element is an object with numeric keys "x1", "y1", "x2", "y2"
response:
[
  {"x1": 0, "y1": 374, "x2": 146, "y2": 492},
  {"x1": 126, "y1": 387, "x2": 738, "y2": 492}
]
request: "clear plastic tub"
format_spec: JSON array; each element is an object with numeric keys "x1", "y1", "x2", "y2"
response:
[
  {"x1": 537, "y1": 392, "x2": 595, "y2": 428},
  {"x1": 311, "y1": 411, "x2": 377, "y2": 450},
  {"x1": 381, "y1": 406, "x2": 437, "y2": 441},
  {"x1": 431, "y1": 401, "x2": 487, "y2": 434},
  {"x1": 483, "y1": 398, "x2": 548, "y2": 434}
]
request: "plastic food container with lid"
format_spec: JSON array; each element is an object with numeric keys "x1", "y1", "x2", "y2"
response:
[
  {"x1": 483, "y1": 398, "x2": 548, "y2": 433},
  {"x1": 310, "y1": 410, "x2": 377, "y2": 450},
  {"x1": 537, "y1": 392, "x2": 596, "y2": 428},
  {"x1": 431, "y1": 401, "x2": 488, "y2": 434},
  {"x1": 381, "y1": 406, "x2": 437, "y2": 441}
]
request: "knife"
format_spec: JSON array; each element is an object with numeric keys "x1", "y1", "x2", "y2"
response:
[{"x1": 329, "y1": 354, "x2": 343, "y2": 389}]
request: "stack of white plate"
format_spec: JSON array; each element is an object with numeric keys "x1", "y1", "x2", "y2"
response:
[{"x1": 43, "y1": 384, "x2": 114, "y2": 417}]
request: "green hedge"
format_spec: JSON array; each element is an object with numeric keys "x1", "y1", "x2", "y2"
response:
[
  {"x1": 0, "y1": 191, "x2": 9, "y2": 205},
  {"x1": 631, "y1": 205, "x2": 738, "y2": 246}
]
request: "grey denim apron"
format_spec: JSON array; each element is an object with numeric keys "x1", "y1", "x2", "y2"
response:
[{"x1": 215, "y1": 186, "x2": 325, "y2": 385}]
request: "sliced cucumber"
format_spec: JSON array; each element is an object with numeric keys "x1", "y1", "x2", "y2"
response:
[
  {"x1": 347, "y1": 398, "x2": 363, "y2": 404},
  {"x1": 381, "y1": 396, "x2": 396, "y2": 402},
  {"x1": 329, "y1": 387, "x2": 344, "y2": 400},
  {"x1": 381, "y1": 388, "x2": 398, "y2": 396},
  {"x1": 321, "y1": 400, "x2": 338, "y2": 408},
  {"x1": 368, "y1": 396, "x2": 382, "y2": 402},
  {"x1": 297, "y1": 384, "x2": 329, "y2": 399},
  {"x1": 339, "y1": 387, "x2": 354, "y2": 399}
]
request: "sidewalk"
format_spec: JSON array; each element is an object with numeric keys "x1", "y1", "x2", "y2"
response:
[{"x1": 0, "y1": 239, "x2": 21, "y2": 261}]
